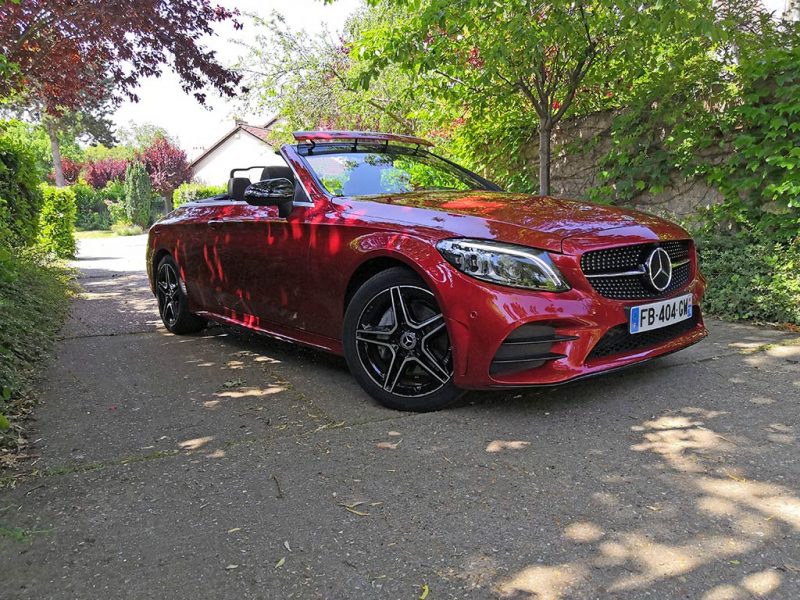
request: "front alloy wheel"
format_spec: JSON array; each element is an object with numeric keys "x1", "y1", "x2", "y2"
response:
[{"x1": 344, "y1": 268, "x2": 462, "y2": 411}]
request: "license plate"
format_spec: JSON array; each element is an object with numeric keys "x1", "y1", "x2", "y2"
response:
[{"x1": 629, "y1": 294, "x2": 693, "y2": 334}]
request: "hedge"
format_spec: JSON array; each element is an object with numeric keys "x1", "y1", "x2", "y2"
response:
[
  {"x1": 173, "y1": 182, "x2": 226, "y2": 208},
  {"x1": 37, "y1": 184, "x2": 77, "y2": 259},
  {"x1": 0, "y1": 121, "x2": 43, "y2": 247}
]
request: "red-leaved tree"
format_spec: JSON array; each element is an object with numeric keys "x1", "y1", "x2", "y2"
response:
[
  {"x1": 47, "y1": 158, "x2": 84, "y2": 186},
  {"x1": 0, "y1": 1, "x2": 241, "y2": 186},
  {"x1": 84, "y1": 158, "x2": 129, "y2": 190},
  {"x1": 138, "y1": 136, "x2": 192, "y2": 211}
]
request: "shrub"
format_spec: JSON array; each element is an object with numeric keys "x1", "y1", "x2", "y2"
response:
[
  {"x1": 695, "y1": 229, "x2": 800, "y2": 326},
  {"x1": 84, "y1": 157, "x2": 128, "y2": 189},
  {"x1": 110, "y1": 222, "x2": 145, "y2": 236},
  {"x1": 173, "y1": 182, "x2": 226, "y2": 207},
  {"x1": 124, "y1": 161, "x2": 152, "y2": 228},
  {"x1": 72, "y1": 181, "x2": 111, "y2": 230},
  {"x1": 37, "y1": 184, "x2": 77, "y2": 258},
  {"x1": 0, "y1": 121, "x2": 44, "y2": 247},
  {"x1": 107, "y1": 200, "x2": 127, "y2": 225}
]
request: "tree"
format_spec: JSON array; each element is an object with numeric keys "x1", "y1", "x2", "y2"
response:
[
  {"x1": 124, "y1": 162, "x2": 152, "y2": 229},
  {"x1": 0, "y1": 0, "x2": 242, "y2": 185},
  {"x1": 238, "y1": 8, "x2": 435, "y2": 143},
  {"x1": 117, "y1": 122, "x2": 174, "y2": 150},
  {"x1": 356, "y1": 0, "x2": 713, "y2": 195},
  {"x1": 84, "y1": 158, "x2": 129, "y2": 190},
  {"x1": 138, "y1": 136, "x2": 192, "y2": 212}
]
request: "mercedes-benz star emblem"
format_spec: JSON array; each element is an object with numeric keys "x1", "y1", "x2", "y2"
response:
[
  {"x1": 645, "y1": 247, "x2": 673, "y2": 292},
  {"x1": 399, "y1": 331, "x2": 418, "y2": 351}
]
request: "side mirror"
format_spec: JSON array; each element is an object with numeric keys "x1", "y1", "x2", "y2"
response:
[{"x1": 244, "y1": 178, "x2": 294, "y2": 216}]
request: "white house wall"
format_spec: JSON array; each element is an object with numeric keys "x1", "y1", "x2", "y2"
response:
[{"x1": 191, "y1": 132, "x2": 285, "y2": 186}]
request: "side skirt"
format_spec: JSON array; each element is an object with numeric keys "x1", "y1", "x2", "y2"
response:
[{"x1": 196, "y1": 311, "x2": 344, "y2": 355}]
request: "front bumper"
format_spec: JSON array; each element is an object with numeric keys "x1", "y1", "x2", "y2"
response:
[{"x1": 436, "y1": 251, "x2": 707, "y2": 390}]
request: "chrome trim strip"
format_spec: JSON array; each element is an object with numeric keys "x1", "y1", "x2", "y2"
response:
[
  {"x1": 585, "y1": 267, "x2": 646, "y2": 279},
  {"x1": 585, "y1": 258, "x2": 690, "y2": 279}
]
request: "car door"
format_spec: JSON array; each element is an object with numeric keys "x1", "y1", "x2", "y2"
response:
[
  {"x1": 172, "y1": 199, "x2": 237, "y2": 315},
  {"x1": 213, "y1": 201, "x2": 315, "y2": 332}
]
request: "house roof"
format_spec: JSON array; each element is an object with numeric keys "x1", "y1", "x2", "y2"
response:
[{"x1": 189, "y1": 117, "x2": 280, "y2": 169}]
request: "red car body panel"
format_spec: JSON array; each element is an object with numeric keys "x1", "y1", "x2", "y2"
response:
[{"x1": 148, "y1": 142, "x2": 707, "y2": 389}]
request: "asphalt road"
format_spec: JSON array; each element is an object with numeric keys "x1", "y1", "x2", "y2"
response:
[{"x1": 1, "y1": 233, "x2": 799, "y2": 599}]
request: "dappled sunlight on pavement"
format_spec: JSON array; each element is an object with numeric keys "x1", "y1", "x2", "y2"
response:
[{"x1": 496, "y1": 407, "x2": 800, "y2": 599}]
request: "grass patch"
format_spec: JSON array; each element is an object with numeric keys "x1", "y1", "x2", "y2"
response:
[
  {"x1": 0, "y1": 250, "x2": 74, "y2": 466},
  {"x1": 75, "y1": 229, "x2": 115, "y2": 240},
  {"x1": 0, "y1": 523, "x2": 54, "y2": 542}
]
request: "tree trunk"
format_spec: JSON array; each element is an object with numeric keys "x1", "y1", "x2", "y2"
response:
[
  {"x1": 46, "y1": 119, "x2": 66, "y2": 187},
  {"x1": 163, "y1": 194, "x2": 173, "y2": 213},
  {"x1": 538, "y1": 125, "x2": 551, "y2": 196}
]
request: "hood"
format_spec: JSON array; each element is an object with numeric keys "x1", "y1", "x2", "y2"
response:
[{"x1": 342, "y1": 190, "x2": 687, "y2": 253}]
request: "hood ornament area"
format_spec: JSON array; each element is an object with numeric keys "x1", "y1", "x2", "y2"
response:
[{"x1": 645, "y1": 247, "x2": 673, "y2": 292}]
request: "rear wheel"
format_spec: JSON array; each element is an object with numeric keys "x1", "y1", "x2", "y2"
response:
[
  {"x1": 156, "y1": 256, "x2": 205, "y2": 334},
  {"x1": 343, "y1": 267, "x2": 462, "y2": 411}
]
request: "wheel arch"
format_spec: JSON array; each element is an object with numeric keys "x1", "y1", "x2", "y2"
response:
[
  {"x1": 152, "y1": 247, "x2": 172, "y2": 273},
  {"x1": 343, "y1": 255, "x2": 422, "y2": 314}
]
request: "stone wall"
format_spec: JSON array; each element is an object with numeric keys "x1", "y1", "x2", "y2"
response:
[{"x1": 528, "y1": 110, "x2": 728, "y2": 218}]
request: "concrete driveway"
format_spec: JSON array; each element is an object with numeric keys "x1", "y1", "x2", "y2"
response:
[{"x1": 1, "y1": 233, "x2": 799, "y2": 599}]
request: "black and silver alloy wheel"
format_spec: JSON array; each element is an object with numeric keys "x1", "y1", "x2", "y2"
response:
[
  {"x1": 155, "y1": 256, "x2": 205, "y2": 334},
  {"x1": 343, "y1": 267, "x2": 462, "y2": 411},
  {"x1": 156, "y1": 261, "x2": 182, "y2": 328}
]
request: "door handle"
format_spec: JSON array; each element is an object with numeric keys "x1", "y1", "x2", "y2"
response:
[{"x1": 209, "y1": 220, "x2": 222, "y2": 229}]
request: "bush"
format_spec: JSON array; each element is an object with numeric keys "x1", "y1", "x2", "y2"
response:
[
  {"x1": 110, "y1": 222, "x2": 144, "y2": 236},
  {"x1": 124, "y1": 162, "x2": 152, "y2": 228},
  {"x1": 0, "y1": 121, "x2": 44, "y2": 247},
  {"x1": 173, "y1": 182, "x2": 226, "y2": 208},
  {"x1": 695, "y1": 229, "x2": 800, "y2": 326},
  {"x1": 84, "y1": 157, "x2": 128, "y2": 189},
  {"x1": 37, "y1": 184, "x2": 77, "y2": 258},
  {"x1": 107, "y1": 200, "x2": 127, "y2": 225},
  {"x1": 72, "y1": 181, "x2": 111, "y2": 230}
]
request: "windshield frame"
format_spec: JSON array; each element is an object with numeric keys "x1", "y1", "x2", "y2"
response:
[{"x1": 294, "y1": 143, "x2": 503, "y2": 199}]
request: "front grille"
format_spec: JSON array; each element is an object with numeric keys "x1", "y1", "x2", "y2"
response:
[
  {"x1": 490, "y1": 324, "x2": 575, "y2": 376},
  {"x1": 581, "y1": 240, "x2": 692, "y2": 300},
  {"x1": 587, "y1": 310, "x2": 700, "y2": 361}
]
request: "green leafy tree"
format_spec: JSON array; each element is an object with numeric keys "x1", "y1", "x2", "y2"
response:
[
  {"x1": 237, "y1": 8, "x2": 434, "y2": 143},
  {"x1": 124, "y1": 162, "x2": 152, "y2": 228},
  {"x1": 354, "y1": 0, "x2": 717, "y2": 195}
]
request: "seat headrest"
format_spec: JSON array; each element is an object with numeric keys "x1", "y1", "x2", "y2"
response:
[
  {"x1": 228, "y1": 177, "x2": 251, "y2": 202},
  {"x1": 261, "y1": 166, "x2": 294, "y2": 183}
]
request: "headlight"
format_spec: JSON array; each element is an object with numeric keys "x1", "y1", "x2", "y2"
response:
[{"x1": 436, "y1": 238, "x2": 570, "y2": 292}]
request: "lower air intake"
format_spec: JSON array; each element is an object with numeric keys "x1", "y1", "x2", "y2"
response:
[{"x1": 587, "y1": 311, "x2": 700, "y2": 361}]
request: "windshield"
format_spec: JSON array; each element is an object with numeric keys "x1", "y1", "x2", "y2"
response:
[{"x1": 302, "y1": 148, "x2": 492, "y2": 197}]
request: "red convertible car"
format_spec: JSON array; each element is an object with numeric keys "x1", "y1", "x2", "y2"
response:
[{"x1": 147, "y1": 131, "x2": 707, "y2": 411}]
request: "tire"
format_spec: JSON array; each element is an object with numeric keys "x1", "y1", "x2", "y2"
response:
[
  {"x1": 343, "y1": 267, "x2": 463, "y2": 411},
  {"x1": 155, "y1": 255, "x2": 205, "y2": 334}
]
